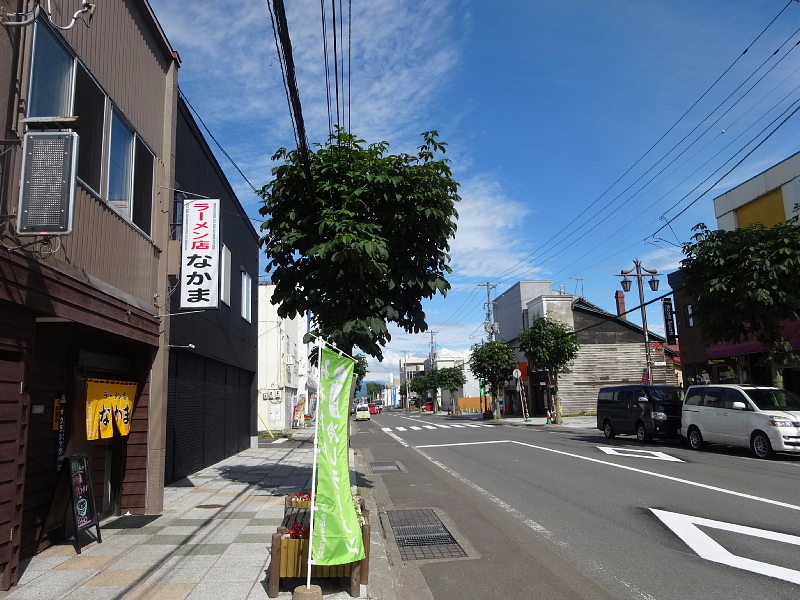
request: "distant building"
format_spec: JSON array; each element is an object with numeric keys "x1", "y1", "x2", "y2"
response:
[
  {"x1": 495, "y1": 282, "x2": 678, "y2": 415},
  {"x1": 257, "y1": 282, "x2": 311, "y2": 432},
  {"x1": 670, "y1": 152, "x2": 800, "y2": 391}
]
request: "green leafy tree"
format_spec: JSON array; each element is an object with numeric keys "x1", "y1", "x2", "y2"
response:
[
  {"x1": 468, "y1": 341, "x2": 517, "y2": 419},
  {"x1": 518, "y1": 316, "x2": 581, "y2": 424},
  {"x1": 353, "y1": 354, "x2": 368, "y2": 389},
  {"x1": 408, "y1": 374, "x2": 430, "y2": 409},
  {"x1": 437, "y1": 366, "x2": 467, "y2": 413},
  {"x1": 366, "y1": 382, "x2": 383, "y2": 400},
  {"x1": 259, "y1": 129, "x2": 460, "y2": 360}
]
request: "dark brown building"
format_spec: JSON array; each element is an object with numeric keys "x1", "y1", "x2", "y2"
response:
[{"x1": 0, "y1": 0, "x2": 256, "y2": 589}]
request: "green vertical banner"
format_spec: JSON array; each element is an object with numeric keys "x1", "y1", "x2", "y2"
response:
[{"x1": 311, "y1": 347, "x2": 366, "y2": 565}]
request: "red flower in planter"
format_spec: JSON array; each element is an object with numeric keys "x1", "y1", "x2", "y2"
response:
[{"x1": 288, "y1": 520, "x2": 310, "y2": 539}]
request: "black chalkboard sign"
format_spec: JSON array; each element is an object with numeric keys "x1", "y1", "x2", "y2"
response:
[{"x1": 38, "y1": 455, "x2": 102, "y2": 554}]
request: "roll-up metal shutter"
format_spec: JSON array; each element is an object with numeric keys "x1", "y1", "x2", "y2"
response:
[
  {"x1": 224, "y1": 365, "x2": 239, "y2": 456},
  {"x1": 172, "y1": 352, "x2": 205, "y2": 479},
  {"x1": 203, "y1": 360, "x2": 226, "y2": 466}
]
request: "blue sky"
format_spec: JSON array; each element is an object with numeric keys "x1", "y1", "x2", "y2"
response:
[{"x1": 149, "y1": 0, "x2": 800, "y2": 381}]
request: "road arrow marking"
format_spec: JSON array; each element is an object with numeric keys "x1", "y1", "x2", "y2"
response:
[
  {"x1": 597, "y1": 446, "x2": 683, "y2": 462},
  {"x1": 651, "y1": 509, "x2": 800, "y2": 585}
]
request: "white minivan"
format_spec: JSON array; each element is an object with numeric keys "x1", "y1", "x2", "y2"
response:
[{"x1": 681, "y1": 384, "x2": 800, "y2": 458}]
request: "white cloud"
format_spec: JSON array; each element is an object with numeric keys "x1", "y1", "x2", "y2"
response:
[{"x1": 449, "y1": 175, "x2": 536, "y2": 279}]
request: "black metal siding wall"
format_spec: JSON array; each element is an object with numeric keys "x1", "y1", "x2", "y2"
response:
[{"x1": 165, "y1": 351, "x2": 253, "y2": 484}]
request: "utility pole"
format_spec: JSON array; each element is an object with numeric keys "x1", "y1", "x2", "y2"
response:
[
  {"x1": 400, "y1": 350, "x2": 409, "y2": 410},
  {"x1": 479, "y1": 282, "x2": 498, "y2": 341},
  {"x1": 429, "y1": 332, "x2": 438, "y2": 412},
  {"x1": 618, "y1": 260, "x2": 661, "y2": 385}
]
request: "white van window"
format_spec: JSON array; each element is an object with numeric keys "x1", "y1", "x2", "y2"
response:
[
  {"x1": 685, "y1": 391, "x2": 703, "y2": 406},
  {"x1": 745, "y1": 388, "x2": 800, "y2": 410}
]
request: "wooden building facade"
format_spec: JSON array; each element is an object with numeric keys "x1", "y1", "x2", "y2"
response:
[{"x1": 0, "y1": 0, "x2": 185, "y2": 589}]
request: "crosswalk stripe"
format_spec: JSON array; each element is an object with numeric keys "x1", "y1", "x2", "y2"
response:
[
  {"x1": 434, "y1": 424, "x2": 450, "y2": 428},
  {"x1": 423, "y1": 425, "x2": 437, "y2": 429},
  {"x1": 396, "y1": 427, "x2": 407, "y2": 431},
  {"x1": 450, "y1": 424, "x2": 465, "y2": 428},
  {"x1": 382, "y1": 428, "x2": 392, "y2": 432},
  {"x1": 464, "y1": 424, "x2": 480, "y2": 427},
  {"x1": 410, "y1": 426, "x2": 421, "y2": 430}
]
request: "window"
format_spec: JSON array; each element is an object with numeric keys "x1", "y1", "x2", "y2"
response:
[
  {"x1": 685, "y1": 304, "x2": 695, "y2": 327},
  {"x1": 220, "y1": 246, "x2": 231, "y2": 305},
  {"x1": 684, "y1": 392, "x2": 703, "y2": 406},
  {"x1": 73, "y1": 66, "x2": 105, "y2": 194},
  {"x1": 241, "y1": 271, "x2": 252, "y2": 322},
  {"x1": 171, "y1": 193, "x2": 184, "y2": 240},
  {"x1": 702, "y1": 388, "x2": 724, "y2": 408},
  {"x1": 108, "y1": 110, "x2": 153, "y2": 235},
  {"x1": 108, "y1": 110, "x2": 133, "y2": 219},
  {"x1": 28, "y1": 23, "x2": 73, "y2": 118},
  {"x1": 27, "y1": 21, "x2": 155, "y2": 237}
]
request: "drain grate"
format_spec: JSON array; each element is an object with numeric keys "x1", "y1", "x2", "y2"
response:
[
  {"x1": 385, "y1": 509, "x2": 467, "y2": 560},
  {"x1": 370, "y1": 462, "x2": 400, "y2": 473}
]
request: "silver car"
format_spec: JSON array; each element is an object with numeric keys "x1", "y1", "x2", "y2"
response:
[{"x1": 681, "y1": 384, "x2": 800, "y2": 458}]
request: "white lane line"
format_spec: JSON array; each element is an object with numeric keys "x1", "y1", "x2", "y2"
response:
[
  {"x1": 414, "y1": 447, "x2": 561, "y2": 544},
  {"x1": 651, "y1": 509, "x2": 800, "y2": 585},
  {"x1": 597, "y1": 446, "x2": 683, "y2": 462},
  {"x1": 415, "y1": 440, "x2": 800, "y2": 512}
]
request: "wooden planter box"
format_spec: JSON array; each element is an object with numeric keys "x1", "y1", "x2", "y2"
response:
[
  {"x1": 268, "y1": 502, "x2": 370, "y2": 598},
  {"x1": 284, "y1": 496, "x2": 312, "y2": 509}
]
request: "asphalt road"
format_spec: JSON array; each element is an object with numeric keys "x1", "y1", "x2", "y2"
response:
[{"x1": 351, "y1": 411, "x2": 800, "y2": 600}]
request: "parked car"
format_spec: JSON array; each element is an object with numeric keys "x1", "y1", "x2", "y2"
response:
[
  {"x1": 421, "y1": 400, "x2": 434, "y2": 412},
  {"x1": 368, "y1": 402, "x2": 381, "y2": 414},
  {"x1": 681, "y1": 384, "x2": 800, "y2": 459},
  {"x1": 597, "y1": 385, "x2": 684, "y2": 442},
  {"x1": 355, "y1": 405, "x2": 371, "y2": 421}
]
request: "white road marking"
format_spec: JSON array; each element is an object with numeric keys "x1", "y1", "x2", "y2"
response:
[
  {"x1": 450, "y1": 424, "x2": 466, "y2": 428},
  {"x1": 651, "y1": 509, "x2": 800, "y2": 585},
  {"x1": 272, "y1": 438, "x2": 287, "y2": 444},
  {"x1": 464, "y1": 424, "x2": 481, "y2": 428},
  {"x1": 396, "y1": 427, "x2": 407, "y2": 431},
  {"x1": 381, "y1": 428, "x2": 392, "y2": 432},
  {"x1": 597, "y1": 446, "x2": 683, "y2": 462},
  {"x1": 423, "y1": 425, "x2": 437, "y2": 429},
  {"x1": 410, "y1": 426, "x2": 421, "y2": 430},
  {"x1": 415, "y1": 440, "x2": 800, "y2": 512},
  {"x1": 433, "y1": 424, "x2": 451, "y2": 428}
]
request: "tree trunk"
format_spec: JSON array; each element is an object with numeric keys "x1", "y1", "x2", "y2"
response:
[
  {"x1": 550, "y1": 370, "x2": 563, "y2": 425},
  {"x1": 770, "y1": 360, "x2": 784, "y2": 388}
]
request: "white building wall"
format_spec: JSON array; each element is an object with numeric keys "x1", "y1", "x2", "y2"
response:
[{"x1": 257, "y1": 282, "x2": 308, "y2": 433}]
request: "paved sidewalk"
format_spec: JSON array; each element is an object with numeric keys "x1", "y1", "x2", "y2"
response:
[{"x1": 1, "y1": 428, "x2": 391, "y2": 600}]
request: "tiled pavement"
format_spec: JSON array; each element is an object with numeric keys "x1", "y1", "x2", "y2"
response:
[{"x1": 1, "y1": 428, "x2": 375, "y2": 600}]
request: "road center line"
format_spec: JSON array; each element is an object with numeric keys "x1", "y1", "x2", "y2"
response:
[{"x1": 415, "y1": 440, "x2": 800, "y2": 512}]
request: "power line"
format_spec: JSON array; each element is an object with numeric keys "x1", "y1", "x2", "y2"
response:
[{"x1": 489, "y1": 3, "x2": 798, "y2": 284}]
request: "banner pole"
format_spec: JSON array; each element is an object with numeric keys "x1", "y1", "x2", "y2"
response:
[{"x1": 306, "y1": 340, "x2": 324, "y2": 589}]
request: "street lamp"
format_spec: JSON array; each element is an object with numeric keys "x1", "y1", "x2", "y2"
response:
[{"x1": 618, "y1": 260, "x2": 660, "y2": 384}]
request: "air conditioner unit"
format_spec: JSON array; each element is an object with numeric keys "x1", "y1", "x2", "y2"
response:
[{"x1": 17, "y1": 131, "x2": 78, "y2": 235}]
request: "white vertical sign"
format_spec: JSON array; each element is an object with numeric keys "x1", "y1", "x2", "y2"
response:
[{"x1": 180, "y1": 199, "x2": 220, "y2": 309}]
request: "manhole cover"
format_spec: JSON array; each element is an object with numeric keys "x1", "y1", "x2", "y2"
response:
[
  {"x1": 385, "y1": 509, "x2": 467, "y2": 560},
  {"x1": 370, "y1": 462, "x2": 400, "y2": 473}
]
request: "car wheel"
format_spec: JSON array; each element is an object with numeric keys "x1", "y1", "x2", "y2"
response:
[
  {"x1": 636, "y1": 422, "x2": 652, "y2": 443},
  {"x1": 750, "y1": 431, "x2": 774, "y2": 459},
  {"x1": 603, "y1": 420, "x2": 615, "y2": 439},
  {"x1": 687, "y1": 427, "x2": 704, "y2": 450}
]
